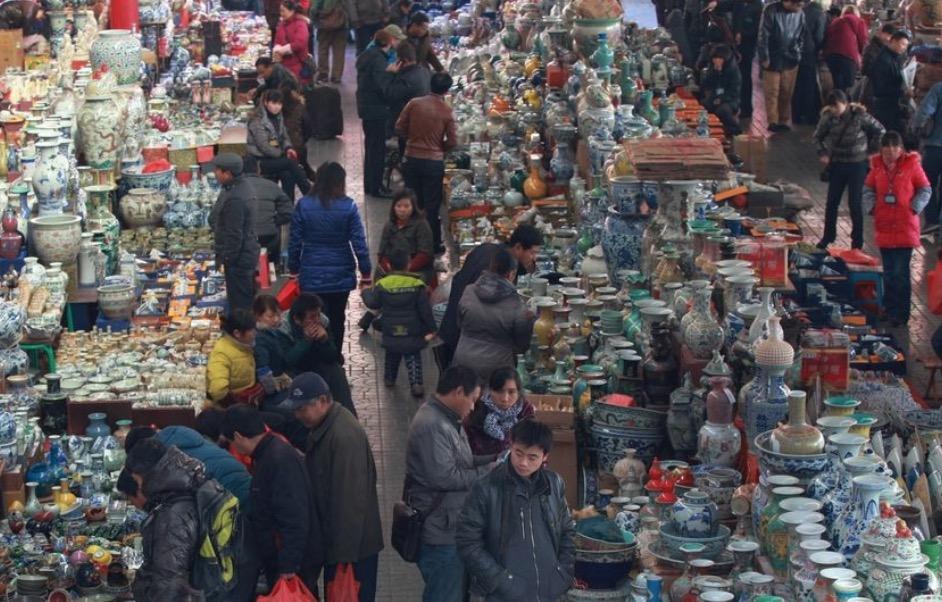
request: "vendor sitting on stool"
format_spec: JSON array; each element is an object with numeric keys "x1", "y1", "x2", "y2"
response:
[
  {"x1": 207, "y1": 309, "x2": 265, "y2": 407},
  {"x1": 246, "y1": 89, "x2": 312, "y2": 199},
  {"x1": 700, "y1": 45, "x2": 743, "y2": 136}
]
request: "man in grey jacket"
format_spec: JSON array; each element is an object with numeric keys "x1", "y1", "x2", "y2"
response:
[
  {"x1": 246, "y1": 174, "x2": 293, "y2": 260},
  {"x1": 758, "y1": 0, "x2": 805, "y2": 131},
  {"x1": 209, "y1": 153, "x2": 261, "y2": 313},
  {"x1": 405, "y1": 366, "x2": 497, "y2": 602},
  {"x1": 457, "y1": 420, "x2": 576, "y2": 602},
  {"x1": 345, "y1": 0, "x2": 389, "y2": 53}
]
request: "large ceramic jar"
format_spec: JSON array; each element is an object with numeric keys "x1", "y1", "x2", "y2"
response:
[
  {"x1": 668, "y1": 373, "x2": 698, "y2": 457},
  {"x1": 670, "y1": 489, "x2": 719, "y2": 538},
  {"x1": 114, "y1": 85, "x2": 146, "y2": 160},
  {"x1": 770, "y1": 391, "x2": 825, "y2": 455},
  {"x1": 683, "y1": 286, "x2": 724, "y2": 359},
  {"x1": 867, "y1": 525, "x2": 939, "y2": 601},
  {"x1": 77, "y1": 95, "x2": 120, "y2": 170},
  {"x1": 28, "y1": 215, "x2": 82, "y2": 266},
  {"x1": 601, "y1": 206, "x2": 648, "y2": 279},
  {"x1": 97, "y1": 283, "x2": 135, "y2": 320},
  {"x1": 745, "y1": 316, "x2": 794, "y2": 450},
  {"x1": 31, "y1": 140, "x2": 68, "y2": 216},
  {"x1": 84, "y1": 185, "x2": 119, "y2": 275},
  {"x1": 698, "y1": 377, "x2": 741, "y2": 467},
  {"x1": 90, "y1": 30, "x2": 143, "y2": 86},
  {"x1": 119, "y1": 188, "x2": 166, "y2": 228},
  {"x1": 0, "y1": 301, "x2": 24, "y2": 348}
]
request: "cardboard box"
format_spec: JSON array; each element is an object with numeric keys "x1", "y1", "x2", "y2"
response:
[
  {"x1": 532, "y1": 395, "x2": 578, "y2": 507},
  {"x1": 733, "y1": 135, "x2": 768, "y2": 183},
  {"x1": 0, "y1": 30, "x2": 24, "y2": 72}
]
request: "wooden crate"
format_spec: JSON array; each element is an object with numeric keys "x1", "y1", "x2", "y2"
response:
[{"x1": 0, "y1": 31, "x2": 25, "y2": 72}]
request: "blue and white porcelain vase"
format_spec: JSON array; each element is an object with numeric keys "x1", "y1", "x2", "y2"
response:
[
  {"x1": 601, "y1": 207, "x2": 648, "y2": 280},
  {"x1": 833, "y1": 474, "x2": 894, "y2": 560},
  {"x1": 683, "y1": 286, "x2": 724, "y2": 360},
  {"x1": 807, "y1": 433, "x2": 866, "y2": 528},
  {"x1": 32, "y1": 141, "x2": 68, "y2": 216},
  {"x1": 669, "y1": 489, "x2": 719, "y2": 538},
  {"x1": 85, "y1": 412, "x2": 111, "y2": 443},
  {"x1": 745, "y1": 316, "x2": 794, "y2": 450},
  {"x1": 0, "y1": 301, "x2": 24, "y2": 348}
]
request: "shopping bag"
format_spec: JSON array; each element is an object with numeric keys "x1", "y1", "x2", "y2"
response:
[
  {"x1": 326, "y1": 564, "x2": 361, "y2": 602},
  {"x1": 929, "y1": 263, "x2": 942, "y2": 315},
  {"x1": 276, "y1": 278, "x2": 300, "y2": 310},
  {"x1": 258, "y1": 576, "x2": 318, "y2": 602}
]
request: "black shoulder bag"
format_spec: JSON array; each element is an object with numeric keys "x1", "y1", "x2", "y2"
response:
[{"x1": 391, "y1": 475, "x2": 446, "y2": 563}]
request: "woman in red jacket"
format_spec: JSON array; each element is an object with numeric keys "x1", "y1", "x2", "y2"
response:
[
  {"x1": 823, "y1": 5, "x2": 868, "y2": 93},
  {"x1": 273, "y1": 0, "x2": 312, "y2": 83},
  {"x1": 865, "y1": 131, "x2": 932, "y2": 326}
]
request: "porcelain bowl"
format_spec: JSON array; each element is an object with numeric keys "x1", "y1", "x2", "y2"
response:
[
  {"x1": 755, "y1": 430, "x2": 829, "y2": 479},
  {"x1": 659, "y1": 524, "x2": 731, "y2": 560},
  {"x1": 574, "y1": 547, "x2": 636, "y2": 590},
  {"x1": 589, "y1": 400, "x2": 667, "y2": 429},
  {"x1": 591, "y1": 424, "x2": 662, "y2": 470},
  {"x1": 574, "y1": 530, "x2": 635, "y2": 553},
  {"x1": 118, "y1": 165, "x2": 175, "y2": 198},
  {"x1": 97, "y1": 284, "x2": 135, "y2": 320}
]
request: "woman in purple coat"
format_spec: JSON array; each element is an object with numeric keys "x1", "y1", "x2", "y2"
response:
[{"x1": 463, "y1": 367, "x2": 535, "y2": 456}]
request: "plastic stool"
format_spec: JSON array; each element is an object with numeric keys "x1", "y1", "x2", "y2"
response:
[{"x1": 20, "y1": 342, "x2": 56, "y2": 374}]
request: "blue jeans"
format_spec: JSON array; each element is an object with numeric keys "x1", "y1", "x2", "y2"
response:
[
  {"x1": 880, "y1": 247, "x2": 913, "y2": 323},
  {"x1": 923, "y1": 145, "x2": 942, "y2": 226},
  {"x1": 417, "y1": 543, "x2": 466, "y2": 602}
]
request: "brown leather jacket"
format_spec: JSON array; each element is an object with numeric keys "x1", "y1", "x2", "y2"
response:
[{"x1": 395, "y1": 94, "x2": 457, "y2": 161}]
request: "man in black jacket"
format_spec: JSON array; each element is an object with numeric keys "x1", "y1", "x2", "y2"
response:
[
  {"x1": 224, "y1": 404, "x2": 322, "y2": 597},
  {"x1": 758, "y1": 0, "x2": 805, "y2": 131},
  {"x1": 734, "y1": 0, "x2": 763, "y2": 117},
  {"x1": 870, "y1": 30, "x2": 912, "y2": 135},
  {"x1": 246, "y1": 174, "x2": 292, "y2": 262},
  {"x1": 701, "y1": 45, "x2": 743, "y2": 135},
  {"x1": 126, "y1": 439, "x2": 205, "y2": 601},
  {"x1": 384, "y1": 41, "x2": 430, "y2": 153},
  {"x1": 457, "y1": 420, "x2": 576, "y2": 601},
  {"x1": 791, "y1": 0, "x2": 825, "y2": 124},
  {"x1": 406, "y1": 12, "x2": 444, "y2": 73},
  {"x1": 251, "y1": 57, "x2": 296, "y2": 105},
  {"x1": 209, "y1": 153, "x2": 261, "y2": 313},
  {"x1": 356, "y1": 28, "x2": 400, "y2": 198},
  {"x1": 438, "y1": 225, "x2": 543, "y2": 370}
]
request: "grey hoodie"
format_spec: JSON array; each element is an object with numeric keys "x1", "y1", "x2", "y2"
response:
[{"x1": 453, "y1": 270, "x2": 535, "y2": 381}]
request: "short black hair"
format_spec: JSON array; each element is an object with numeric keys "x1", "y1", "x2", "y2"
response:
[
  {"x1": 826, "y1": 90, "x2": 849, "y2": 106},
  {"x1": 126, "y1": 438, "x2": 169, "y2": 476},
  {"x1": 396, "y1": 40, "x2": 417, "y2": 63},
  {"x1": 710, "y1": 44, "x2": 732, "y2": 61},
  {"x1": 261, "y1": 89, "x2": 284, "y2": 104},
  {"x1": 291, "y1": 293, "x2": 323, "y2": 323},
  {"x1": 223, "y1": 404, "x2": 267, "y2": 439},
  {"x1": 881, "y1": 131, "x2": 904, "y2": 147},
  {"x1": 489, "y1": 247, "x2": 518, "y2": 278},
  {"x1": 116, "y1": 468, "x2": 138, "y2": 497},
  {"x1": 508, "y1": 224, "x2": 543, "y2": 250},
  {"x1": 436, "y1": 365, "x2": 480, "y2": 396},
  {"x1": 511, "y1": 419, "x2": 553, "y2": 453},
  {"x1": 256, "y1": 56, "x2": 273, "y2": 68},
  {"x1": 222, "y1": 309, "x2": 256, "y2": 336},
  {"x1": 880, "y1": 23, "x2": 897, "y2": 35},
  {"x1": 430, "y1": 72, "x2": 453, "y2": 95},
  {"x1": 195, "y1": 408, "x2": 226, "y2": 441},
  {"x1": 409, "y1": 11, "x2": 430, "y2": 25},
  {"x1": 891, "y1": 29, "x2": 912, "y2": 41},
  {"x1": 124, "y1": 426, "x2": 156, "y2": 451},
  {"x1": 388, "y1": 249, "x2": 411, "y2": 271},
  {"x1": 253, "y1": 294, "x2": 281, "y2": 317}
]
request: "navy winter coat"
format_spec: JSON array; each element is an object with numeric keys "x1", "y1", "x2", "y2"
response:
[
  {"x1": 288, "y1": 195, "x2": 372, "y2": 293},
  {"x1": 155, "y1": 426, "x2": 252, "y2": 510}
]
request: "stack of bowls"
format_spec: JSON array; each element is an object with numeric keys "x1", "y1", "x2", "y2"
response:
[
  {"x1": 574, "y1": 530, "x2": 637, "y2": 590},
  {"x1": 755, "y1": 431, "x2": 829, "y2": 481},
  {"x1": 589, "y1": 400, "x2": 667, "y2": 470},
  {"x1": 15, "y1": 574, "x2": 49, "y2": 597}
]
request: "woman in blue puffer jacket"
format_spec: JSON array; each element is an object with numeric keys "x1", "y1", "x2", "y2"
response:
[{"x1": 288, "y1": 161, "x2": 372, "y2": 349}]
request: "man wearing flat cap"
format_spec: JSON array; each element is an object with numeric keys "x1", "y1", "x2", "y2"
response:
[
  {"x1": 209, "y1": 153, "x2": 261, "y2": 313},
  {"x1": 282, "y1": 372, "x2": 383, "y2": 601}
]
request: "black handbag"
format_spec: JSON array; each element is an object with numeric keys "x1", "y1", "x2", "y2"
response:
[{"x1": 391, "y1": 478, "x2": 445, "y2": 563}]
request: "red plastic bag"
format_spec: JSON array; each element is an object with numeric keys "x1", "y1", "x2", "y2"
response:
[
  {"x1": 258, "y1": 576, "x2": 318, "y2": 602},
  {"x1": 929, "y1": 263, "x2": 942, "y2": 315},
  {"x1": 276, "y1": 278, "x2": 300, "y2": 310},
  {"x1": 326, "y1": 564, "x2": 360, "y2": 602}
]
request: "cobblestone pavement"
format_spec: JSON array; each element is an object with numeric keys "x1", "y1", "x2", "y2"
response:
[{"x1": 300, "y1": 3, "x2": 935, "y2": 597}]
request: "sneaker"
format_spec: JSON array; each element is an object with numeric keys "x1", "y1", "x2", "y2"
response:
[
  {"x1": 358, "y1": 311, "x2": 375, "y2": 332},
  {"x1": 411, "y1": 384, "x2": 425, "y2": 398},
  {"x1": 315, "y1": 73, "x2": 328, "y2": 83}
]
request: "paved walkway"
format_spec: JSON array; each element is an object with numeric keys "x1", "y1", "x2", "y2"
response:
[{"x1": 301, "y1": 4, "x2": 937, "y2": 597}]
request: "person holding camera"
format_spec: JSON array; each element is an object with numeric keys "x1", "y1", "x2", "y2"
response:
[
  {"x1": 864, "y1": 131, "x2": 932, "y2": 326},
  {"x1": 812, "y1": 89, "x2": 885, "y2": 250}
]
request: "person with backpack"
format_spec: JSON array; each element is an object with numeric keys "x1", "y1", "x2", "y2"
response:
[
  {"x1": 126, "y1": 438, "x2": 209, "y2": 601},
  {"x1": 282, "y1": 372, "x2": 384, "y2": 602},
  {"x1": 361, "y1": 248, "x2": 437, "y2": 397},
  {"x1": 914, "y1": 80, "x2": 942, "y2": 236},
  {"x1": 457, "y1": 420, "x2": 576, "y2": 602},
  {"x1": 223, "y1": 404, "x2": 323, "y2": 597}
]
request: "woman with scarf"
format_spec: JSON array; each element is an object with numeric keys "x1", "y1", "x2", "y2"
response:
[{"x1": 463, "y1": 368, "x2": 535, "y2": 456}]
